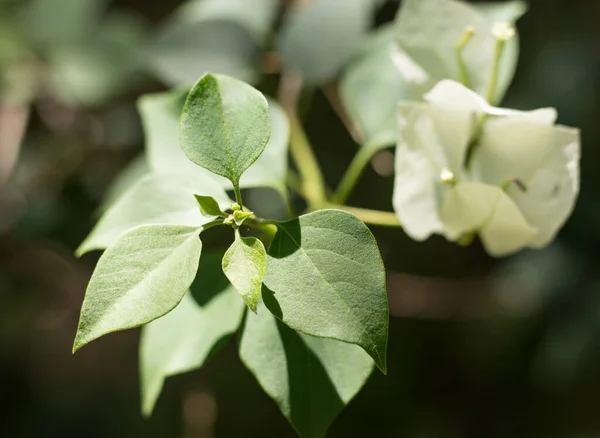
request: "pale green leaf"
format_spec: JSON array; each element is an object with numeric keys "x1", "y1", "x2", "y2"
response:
[
  {"x1": 239, "y1": 304, "x2": 374, "y2": 438},
  {"x1": 139, "y1": 90, "x2": 286, "y2": 192},
  {"x1": 47, "y1": 12, "x2": 147, "y2": 106},
  {"x1": 140, "y1": 251, "x2": 245, "y2": 416},
  {"x1": 73, "y1": 225, "x2": 203, "y2": 352},
  {"x1": 77, "y1": 172, "x2": 230, "y2": 256},
  {"x1": 99, "y1": 154, "x2": 149, "y2": 213},
  {"x1": 394, "y1": 0, "x2": 526, "y2": 102},
  {"x1": 22, "y1": 0, "x2": 107, "y2": 49},
  {"x1": 230, "y1": 99, "x2": 289, "y2": 193},
  {"x1": 146, "y1": 0, "x2": 277, "y2": 86},
  {"x1": 279, "y1": 0, "x2": 374, "y2": 84},
  {"x1": 137, "y1": 89, "x2": 210, "y2": 177},
  {"x1": 194, "y1": 194, "x2": 227, "y2": 218},
  {"x1": 263, "y1": 209, "x2": 388, "y2": 372},
  {"x1": 340, "y1": 24, "x2": 410, "y2": 149},
  {"x1": 180, "y1": 73, "x2": 271, "y2": 189},
  {"x1": 222, "y1": 231, "x2": 266, "y2": 312}
]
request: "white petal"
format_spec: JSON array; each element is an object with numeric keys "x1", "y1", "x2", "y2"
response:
[
  {"x1": 440, "y1": 182, "x2": 537, "y2": 256},
  {"x1": 425, "y1": 80, "x2": 490, "y2": 112},
  {"x1": 393, "y1": 145, "x2": 445, "y2": 241},
  {"x1": 398, "y1": 101, "x2": 473, "y2": 174},
  {"x1": 505, "y1": 128, "x2": 580, "y2": 247}
]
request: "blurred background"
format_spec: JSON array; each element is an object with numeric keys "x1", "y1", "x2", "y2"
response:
[{"x1": 1, "y1": 0, "x2": 600, "y2": 436}]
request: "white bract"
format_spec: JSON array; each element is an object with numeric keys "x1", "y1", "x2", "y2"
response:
[{"x1": 393, "y1": 80, "x2": 580, "y2": 257}]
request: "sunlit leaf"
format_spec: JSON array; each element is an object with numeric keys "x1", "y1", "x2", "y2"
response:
[
  {"x1": 264, "y1": 209, "x2": 388, "y2": 372},
  {"x1": 77, "y1": 172, "x2": 230, "y2": 256},
  {"x1": 73, "y1": 225, "x2": 203, "y2": 352},
  {"x1": 180, "y1": 73, "x2": 271, "y2": 190}
]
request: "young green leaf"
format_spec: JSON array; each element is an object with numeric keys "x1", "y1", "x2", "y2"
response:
[
  {"x1": 180, "y1": 74, "x2": 271, "y2": 190},
  {"x1": 140, "y1": 250, "x2": 245, "y2": 416},
  {"x1": 239, "y1": 304, "x2": 374, "y2": 438},
  {"x1": 77, "y1": 172, "x2": 230, "y2": 256},
  {"x1": 263, "y1": 209, "x2": 389, "y2": 372},
  {"x1": 194, "y1": 194, "x2": 227, "y2": 218},
  {"x1": 73, "y1": 225, "x2": 203, "y2": 352},
  {"x1": 222, "y1": 231, "x2": 267, "y2": 312},
  {"x1": 278, "y1": 0, "x2": 374, "y2": 84}
]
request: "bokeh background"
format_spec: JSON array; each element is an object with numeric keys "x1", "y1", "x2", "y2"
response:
[{"x1": 1, "y1": 0, "x2": 600, "y2": 437}]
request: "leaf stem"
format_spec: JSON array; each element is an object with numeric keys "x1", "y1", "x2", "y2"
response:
[
  {"x1": 244, "y1": 217, "x2": 278, "y2": 238},
  {"x1": 287, "y1": 111, "x2": 327, "y2": 208},
  {"x1": 322, "y1": 203, "x2": 401, "y2": 228},
  {"x1": 455, "y1": 26, "x2": 475, "y2": 88},
  {"x1": 233, "y1": 184, "x2": 244, "y2": 209},
  {"x1": 331, "y1": 144, "x2": 378, "y2": 204}
]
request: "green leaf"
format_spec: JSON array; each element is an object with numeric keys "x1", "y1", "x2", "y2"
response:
[
  {"x1": 278, "y1": 0, "x2": 374, "y2": 84},
  {"x1": 139, "y1": 90, "x2": 287, "y2": 192},
  {"x1": 22, "y1": 0, "x2": 107, "y2": 49},
  {"x1": 47, "y1": 11, "x2": 147, "y2": 106},
  {"x1": 222, "y1": 231, "x2": 267, "y2": 312},
  {"x1": 263, "y1": 209, "x2": 389, "y2": 372},
  {"x1": 77, "y1": 173, "x2": 230, "y2": 256},
  {"x1": 73, "y1": 225, "x2": 203, "y2": 352},
  {"x1": 230, "y1": 99, "x2": 289, "y2": 193},
  {"x1": 194, "y1": 194, "x2": 227, "y2": 218},
  {"x1": 239, "y1": 304, "x2": 374, "y2": 438},
  {"x1": 138, "y1": 89, "x2": 212, "y2": 177},
  {"x1": 140, "y1": 251, "x2": 245, "y2": 416},
  {"x1": 98, "y1": 154, "x2": 149, "y2": 213},
  {"x1": 340, "y1": 24, "x2": 410, "y2": 149},
  {"x1": 180, "y1": 73, "x2": 271, "y2": 189},
  {"x1": 394, "y1": 0, "x2": 526, "y2": 102},
  {"x1": 146, "y1": 0, "x2": 278, "y2": 87}
]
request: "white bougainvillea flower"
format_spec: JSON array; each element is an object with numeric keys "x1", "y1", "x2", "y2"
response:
[{"x1": 393, "y1": 80, "x2": 580, "y2": 257}]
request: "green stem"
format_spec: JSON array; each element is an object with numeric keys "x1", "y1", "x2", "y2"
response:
[
  {"x1": 456, "y1": 26, "x2": 475, "y2": 88},
  {"x1": 331, "y1": 144, "x2": 378, "y2": 204},
  {"x1": 322, "y1": 203, "x2": 401, "y2": 228},
  {"x1": 233, "y1": 184, "x2": 243, "y2": 209},
  {"x1": 288, "y1": 112, "x2": 327, "y2": 208},
  {"x1": 244, "y1": 217, "x2": 278, "y2": 238},
  {"x1": 486, "y1": 37, "x2": 505, "y2": 104},
  {"x1": 200, "y1": 219, "x2": 226, "y2": 232}
]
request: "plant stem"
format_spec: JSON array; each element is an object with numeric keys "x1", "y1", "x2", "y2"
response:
[
  {"x1": 288, "y1": 111, "x2": 327, "y2": 208},
  {"x1": 233, "y1": 185, "x2": 243, "y2": 208},
  {"x1": 455, "y1": 26, "x2": 475, "y2": 88},
  {"x1": 331, "y1": 144, "x2": 377, "y2": 204},
  {"x1": 244, "y1": 217, "x2": 278, "y2": 238},
  {"x1": 322, "y1": 203, "x2": 401, "y2": 228},
  {"x1": 201, "y1": 219, "x2": 226, "y2": 231}
]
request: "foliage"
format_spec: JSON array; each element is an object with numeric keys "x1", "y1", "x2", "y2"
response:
[{"x1": 70, "y1": 0, "x2": 582, "y2": 436}]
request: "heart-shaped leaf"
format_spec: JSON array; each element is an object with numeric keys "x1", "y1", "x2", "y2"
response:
[
  {"x1": 239, "y1": 304, "x2": 374, "y2": 438},
  {"x1": 263, "y1": 209, "x2": 389, "y2": 372},
  {"x1": 180, "y1": 73, "x2": 271, "y2": 192},
  {"x1": 73, "y1": 225, "x2": 203, "y2": 352}
]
